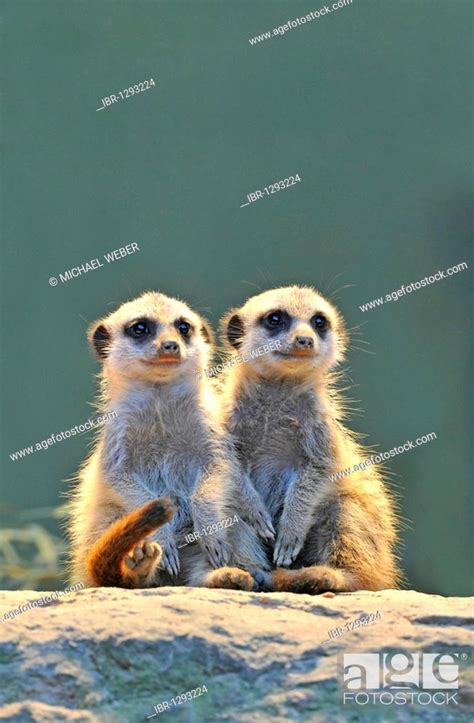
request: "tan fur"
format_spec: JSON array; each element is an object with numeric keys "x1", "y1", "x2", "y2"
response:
[
  {"x1": 68, "y1": 291, "x2": 268, "y2": 590},
  {"x1": 219, "y1": 285, "x2": 401, "y2": 594},
  {"x1": 85, "y1": 498, "x2": 176, "y2": 587}
]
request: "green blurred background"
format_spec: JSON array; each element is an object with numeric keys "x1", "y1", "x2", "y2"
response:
[{"x1": 1, "y1": 0, "x2": 472, "y2": 594}]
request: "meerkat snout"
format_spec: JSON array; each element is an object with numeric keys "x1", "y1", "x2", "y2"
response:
[
  {"x1": 294, "y1": 335, "x2": 314, "y2": 349},
  {"x1": 159, "y1": 339, "x2": 180, "y2": 355},
  {"x1": 222, "y1": 285, "x2": 347, "y2": 377},
  {"x1": 145, "y1": 332, "x2": 184, "y2": 366}
]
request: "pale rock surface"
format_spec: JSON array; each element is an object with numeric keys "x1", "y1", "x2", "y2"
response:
[{"x1": 0, "y1": 588, "x2": 472, "y2": 721}]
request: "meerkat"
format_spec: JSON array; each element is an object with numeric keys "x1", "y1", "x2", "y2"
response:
[
  {"x1": 68, "y1": 291, "x2": 271, "y2": 591},
  {"x1": 219, "y1": 285, "x2": 400, "y2": 594}
]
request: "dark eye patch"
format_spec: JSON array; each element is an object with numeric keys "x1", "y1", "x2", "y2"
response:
[
  {"x1": 175, "y1": 318, "x2": 193, "y2": 339},
  {"x1": 261, "y1": 309, "x2": 291, "y2": 334},
  {"x1": 310, "y1": 313, "x2": 330, "y2": 336},
  {"x1": 124, "y1": 318, "x2": 156, "y2": 340}
]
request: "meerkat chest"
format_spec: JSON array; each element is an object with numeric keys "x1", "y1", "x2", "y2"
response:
[
  {"x1": 108, "y1": 392, "x2": 214, "y2": 487},
  {"x1": 231, "y1": 384, "x2": 323, "y2": 469}
]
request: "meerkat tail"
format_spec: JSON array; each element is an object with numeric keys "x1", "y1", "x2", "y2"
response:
[{"x1": 85, "y1": 498, "x2": 176, "y2": 587}]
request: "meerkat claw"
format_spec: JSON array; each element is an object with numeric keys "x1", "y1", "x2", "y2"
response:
[
  {"x1": 254, "y1": 509, "x2": 276, "y2": 541},
  {"x1": 203, "y1": 537, "x2": 231, "y2": 568},
  {"x1": 161, "y1": 542, "x2": 180, "y2": 577},
  {"x1": 273, "y1": 540, "x2": 298, "y2": 568},
  {"x1": 261, "y1": 522, "x2": 276, "y2": 541}
]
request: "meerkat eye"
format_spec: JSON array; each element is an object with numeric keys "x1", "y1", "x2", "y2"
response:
[
  {"x1": 127, "y1": 320, "x2": 151, "y2": 338},
  {"x1": 176, "y1": 319, "x2": 192, "y2": 337},
  {"x1": 263, "y1": 310, "x2": 288, "y2": 330},
  {"x1": 311, "y1": 314, "x2": 329, "y2": 334}
]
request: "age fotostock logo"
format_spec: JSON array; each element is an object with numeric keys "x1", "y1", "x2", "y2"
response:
[{"x1": 341, "y1": 652, "x2": 461, "y2": 706}]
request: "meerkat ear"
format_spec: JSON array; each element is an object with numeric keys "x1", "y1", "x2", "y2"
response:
[
  {"x1": 200, "y1": 320, "x2": 214, "y2": 346},
  {"x1": 88, "y1": 321, "x2": 111, "y2": 360},
  {"x1": 224, "y1": 311, "x2": 245, "y2": 349}
]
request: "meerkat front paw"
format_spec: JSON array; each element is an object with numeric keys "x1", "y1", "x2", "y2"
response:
[
  {"x1": 123, "y1": 540, "x2": 162, "y2": 585},
  {"x1": 160, "y1": 539, "x2": 180, "y2": 577},
  {"x1": 250, "y1": 506, "x2": 276, "y2": 542},
  {"x1": 152, "y1": 528, "x2": 180, "y2": 577},
  {"x1": 207, "y1": 566, "x2": 257, "y2": 591},
  {"x1": 200, "y1": 535, "x2": 231, "y2": 569},
  {"x1": 273, "y1": 525, "x2": 304, "y2": 567}
]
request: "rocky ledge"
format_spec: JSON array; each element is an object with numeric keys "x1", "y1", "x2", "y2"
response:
[{"x1": 0, "y1": 588, "x2": 472, "y2": 722}]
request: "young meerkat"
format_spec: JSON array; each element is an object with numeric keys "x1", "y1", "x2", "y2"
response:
[
  {"x1": 219, "y1": 285, "x2": 400, "y2": 594},
  {"x1": 68, "y1": 291, "x2": 270, "y2": 590}
]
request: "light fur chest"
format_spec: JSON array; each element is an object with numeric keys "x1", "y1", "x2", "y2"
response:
[{"x1": 102, "y1": 388, "x2": 212, "y2": 491}]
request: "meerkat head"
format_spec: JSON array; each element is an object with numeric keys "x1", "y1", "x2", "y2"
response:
[
  {"x1": 221, "y1": 285, "x2": 347, "y2": 380},
  {"x1": 88, "y1": 291, "x2": 214, "y2": 386}
]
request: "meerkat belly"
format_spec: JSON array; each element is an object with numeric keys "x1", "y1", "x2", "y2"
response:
[
  {"x1": 232, "y1": 385, "x2": 326, "y2": 518},
  {"x1": 234, "y1": 415, "x2": 305, "y2": 517},
  {"x1": 118, "y1": 401, "x2": 211, "y2": 495}
]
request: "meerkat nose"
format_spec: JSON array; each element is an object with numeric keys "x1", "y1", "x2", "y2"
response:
[
  {"x1": 160, "y1": 340, "x2": 180, "y2": 355},
  {"x1": 294, "y1": 336, "x2": 314, "y2": 349}
]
